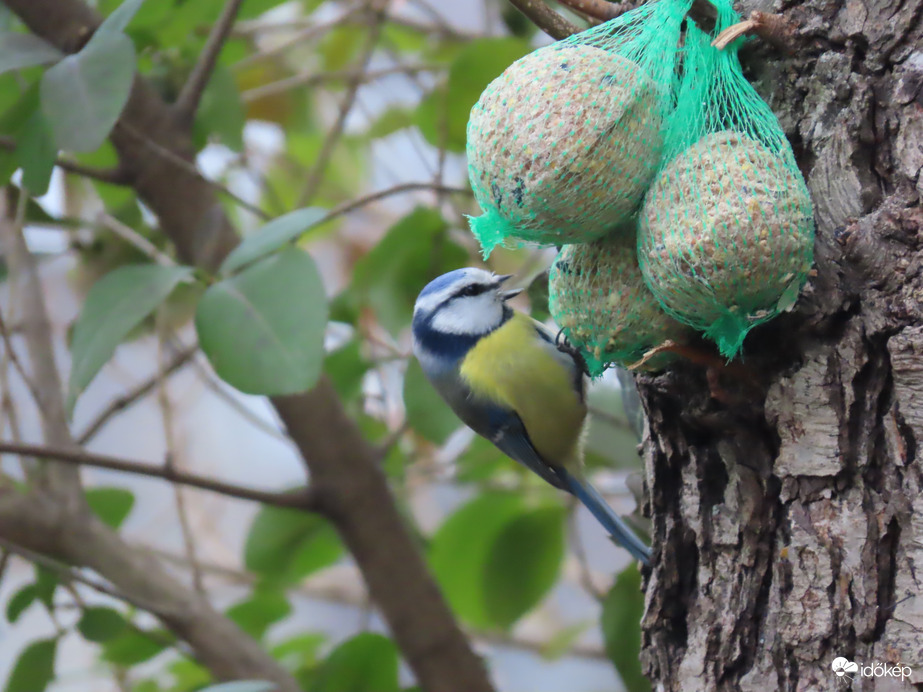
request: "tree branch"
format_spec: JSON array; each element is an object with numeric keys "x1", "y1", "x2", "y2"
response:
[
  {"x1": 0, "y1": 136, "x2": 129, "y2": 185},
  {"x1": 174, "y1": 0, "x2": 246, "y2": 123},
  {"x1": 0, "y1": 189, "x2": 300, "y2": 689},
  {"x1": 77, "y1": 343, "x2": 198, "y2": 445},
  {"x1": 297, "y1": 0, "x2": 388, "y2": 207},
  {"x1": 506, "y1": 0, "x2": 579, "y2": 39},
  {"x1": 557, "y1": 0, "x2": 631, "y2": 21},
  {"x1": 4, "y1": 1, "x2": 496, "y2": 689},
  {"x1": 0, "y1": 440, "x2": 318, "y2": 510}
]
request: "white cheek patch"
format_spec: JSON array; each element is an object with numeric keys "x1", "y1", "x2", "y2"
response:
[{"x1": 430, "y1": 294, "x2": 503, "y2": 335}]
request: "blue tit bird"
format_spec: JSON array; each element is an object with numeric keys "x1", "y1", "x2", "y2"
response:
[{"x1": 411, "y1": 268, "x2": 652, "y2": 565}]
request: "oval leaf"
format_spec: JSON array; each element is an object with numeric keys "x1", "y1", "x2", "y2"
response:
[
  {"x1": 220, "y1": 207, "x2": 326, "y2": 275},
  {"x1": 244, "y1": 504, "x2": 342, "y2": 584},
  {"x1": 77, "y1": 607, "x2": 128, "y2": 642},
  {"x1": 68, "y1": 264, "x2": 193, "y2": 410},
  {"x1": 226, "y1": 589, "x2": 292, "y2": 640},
  {"x1": 85, "y1": 487, "x2": 135, "y2": 528},
  {"x1": 482, "y1": 504, "x2": 566, "y2": 629},
  {"x1": 97, "y1": 0, "x2": 147, "y2": 36},
  {"x1": 196, "y1": 247, "x2": 327, "y2": 395},
  {"x1": 5, "y1": 638, "x2": 57, "y2": 692},
  {"x1": 0, "y1": 33, "x2": 63, "y2": 76},
  {"x1": 5, "y1": 584, "x2": 37, "y2": 624},
  {"x1": 40, "y1": 30, "x2": 135, "y2": 152},
  {"x1": 428, "y1": 492, "x2": 524, "y2": 628},
  {"x1": 313, "y1": 633, "x2": 399, "y2": 692},
  {"x1": 601, "y1": 564, "x2": 650, "y2": 692},
  {"x1": 101, "y1": 628, "x2": 172, "y2": 665},
  {"x1": 18, "y1": 110, "x2": 56, "y2": 196}
]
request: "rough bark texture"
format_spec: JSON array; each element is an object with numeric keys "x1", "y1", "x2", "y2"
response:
[{"x1": 639, "y1": 0, "x2": 923, "y2": 689}]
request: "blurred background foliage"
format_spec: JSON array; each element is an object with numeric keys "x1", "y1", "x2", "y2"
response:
[{"x1": 0, "y1": 0, "x2": 649, "y2": 690}]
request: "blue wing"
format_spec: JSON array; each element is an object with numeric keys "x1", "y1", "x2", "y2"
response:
[
  {"x1": 485, "y1": 405, "x2": 651, "y2": 566},
  {"x1": 487, "y1": 406, "x2": 568, "y2": 490}
]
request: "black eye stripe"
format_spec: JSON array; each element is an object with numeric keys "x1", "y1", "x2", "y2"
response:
[{"x1": 454, "y1": 283, "x2": 490, "y2": 299}]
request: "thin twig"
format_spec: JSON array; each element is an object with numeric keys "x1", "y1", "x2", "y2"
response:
[
  {"x1": 242, "y1": 64, "x2": 439, "y2": 103},
  {"x1": 77, "y1": 343, "x2": 199, "y2": 445},
  {"x1": 175, "y1": 0, "x2": 247, "y2": 122},
  {"x1": 232, "y1": 3, "x2": 364, "y2": 70},
  {"x1": 0, "y1": 308, "x2": 43, "y2": 408},
  {"x1": 152, "y1": 549, "x2": 610, "y2": 660},
  {"x1": 320, "y1": 182, "x2": 471, "y2": 223},
  {"x1": 505, "y1": 0, "x2": 579, "y2": 39},
  {"x1": 187, "y1": 355, "x2": 293, "y2": 443},
  {"x1": 297, "y1": 1, "x2": 389, "y2": 207},
  {"x1": 0, "y1": 441, "x2": 320, "y2": 510},
  {"x1": 711, "y1": 11, "x2": 796, "y2": 52},
  {"x1": 0, "y1": 136, "x2": 128, "y2": 185},
  {"x1": 0, "y1": 538, "x2": 172, "y2": 615},
  {"x1": 156, "y1": 324, "x2": 206, "y2": 596},
  {"x1": 96, "y1": 212, "x2": 176, "y2": 267},
  {"x1": 115, "y1": 122, "x2": 271, "y2": 221}
]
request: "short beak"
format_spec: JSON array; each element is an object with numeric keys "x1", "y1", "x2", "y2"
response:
[{"x1": 494, "y1": 275, "x2": 522, "y2": 301}]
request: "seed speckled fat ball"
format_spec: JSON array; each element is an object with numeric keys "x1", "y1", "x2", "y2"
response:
[
  {"x1": 549, "y1": 235, "x2": 689, "y2": 374},
  {"x1": 467, "y1": 45, "x2": 663, "y2": 255},
  {"x1": 639, "y1": 131, "x2": 813, "y2": 340}
]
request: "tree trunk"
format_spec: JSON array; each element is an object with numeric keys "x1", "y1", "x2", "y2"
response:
[{"x1": 639, "y1": 0, "x2": 923, "y2": 689}]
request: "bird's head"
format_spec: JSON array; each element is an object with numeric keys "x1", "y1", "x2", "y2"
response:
[{"x1": 412, "y1": 268, "x2": 522, "y2": 361}]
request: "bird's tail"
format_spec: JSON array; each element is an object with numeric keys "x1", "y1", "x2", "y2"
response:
[{"x1": 557, "y1": 468, "x2": 652, "y2": 566}]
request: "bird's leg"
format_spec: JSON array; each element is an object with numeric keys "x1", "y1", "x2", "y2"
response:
[{"x1": 555, "y1": 327, "x2": 590, "y2": 376}]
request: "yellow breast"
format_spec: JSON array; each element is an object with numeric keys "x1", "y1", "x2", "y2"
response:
[{"x1": 459, "y1": 314, "x2": 586, "y2": 468}]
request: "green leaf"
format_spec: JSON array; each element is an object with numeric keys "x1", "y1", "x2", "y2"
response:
[
  {"x1": 41, "y1": 30, "x2": 135, "y2": 152},
  {"x1": 18, "y1": 110, "x2": 56, "y2": 196},
  {"x1": 244, "y1": 505, "x2": 342, "y2": 584},
  {"x1": 414, "y1": 38, "x2": 530, "y2": 152},
  {"x1": 351, "y1": 207, "x2": 465, "y2": 334},
  {"x1": 5, "y1": 638, "x2": 57, "y2": 692},
  {"x1": 97, "y1": 0, "x2": 147, "y2": 36},
  {"x1": 324, "y1": 339, "x2": 367, "y2": 403},
  {"x1": 68, "y1": 264, "x2": 193, "y2": 410},
  {"x1": 226, "y1": 589, "x2": 292, "y2": 640},
  {"x1": 367, "y1": 106, "x2": 415, "y2": 138},
  {"x1": 5, "y1": 584, "x2": 37, "y2": 623},
  {"x1": 102, "y1": 628, "x2": 172, "y2": 665},
  {"x1": 403, "y1": 359, "x2": 459, "y2": 444},
  {"x1": 194, "y1": 64, "x2": 245, "y2": 151},
  {"x1": 271, "y1": 633, "x2": 326, "y2": 671},
  {"x1": 428, "y1": 492, "x2": 524, "y2": 628},
  {"x1": 0, "y1": 33, "x2": 63, "y2": 76},
  {"x1": 601, "y1": 564, "x2": 650, "y2": 692},
  {"x1": 198, "y1": 683, "x2": 277, "y2": 692},
  {"x1": 167, "y1": 659, "x2": 210, "y2": 692},
  {"x1": 455, "y1": 435, "x2": 507, "y2": 483},
  {"x1": 77, "y1": 607, "x2": 128, "y2": 642},
  {"x1": 34, "y1": 567, "x2": 57, "y2": 609},
  {"x1": 196, "y1": 248, "x2": 327, "y2": 395},
  {"x1": 85, "y1": 487, "x2": 135, "y2": 528},
  {"x1": 483, "y1": 504, "x2": 566, "y2": 629},
  {"x1": 220, "y1": 208, "x2": 326, "y2": 275},
  {"x1": 312, "y1": 633, "x2": 399, "y2": 692}
]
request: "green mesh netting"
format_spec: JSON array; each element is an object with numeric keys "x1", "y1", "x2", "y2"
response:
[
  {"x1": 466, "y1": 0, "x2": 693, "y2": 258},
  {"x1": 637, "y1": 0, "x2": 815, "y2": 359},
  {"x1": 548, "y1": 228, "x2": 690, "y2": 376}
]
